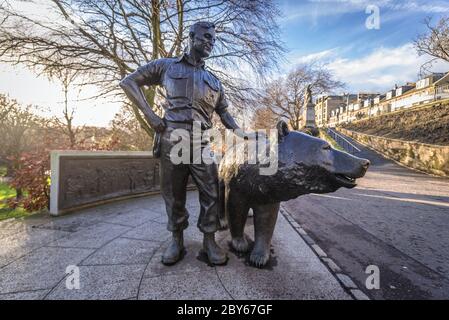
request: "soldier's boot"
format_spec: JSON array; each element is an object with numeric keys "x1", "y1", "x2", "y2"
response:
[
  {"x1": 203, "y1": 232, "x2": 227, "y2": 265},
  {"x1": 162, "y1": 230, "x2": 185, "y2": 265}
]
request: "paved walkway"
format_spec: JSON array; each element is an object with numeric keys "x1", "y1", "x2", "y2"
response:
[{"x1": 0, "y1": 191, "x2": 350, "y2": 300}]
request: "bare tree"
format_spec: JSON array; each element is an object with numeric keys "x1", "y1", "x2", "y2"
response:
[
  {"x1": 0, "y1": 93, "x2": 15, "y2": 122},
  {"x1": 0, "y1": 93, "x2": 19, "y2": 171},
  {"x1": 50, "y1": 69, "x2": 85, "y2": 148},
  {"x1": 260, "y1": 63, "x2": 344, "y2": 130},
  {"x1": 414, "y1": 16, "x2": 449, "y2": 76},
  {"x1": 252, "y1": 105, "x2": 279, "y2": 129},
  {"x1": 110, "y1": 106, "x2": 153, "y2": 151},
  {"x1": 0, "y1": 0, "x2": 285, "y2": 135},
  {"x1": 0, "y1": 96, "x2": 45, "y2": 197}
]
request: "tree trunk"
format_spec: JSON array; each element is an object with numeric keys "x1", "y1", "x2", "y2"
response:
[
  {"x1": 15, "y1": 188, "x2": 23, "y2": 200},
  {"x1": 151, "y1": 0, "x2": 161, "y2": 60},
  {"x1": 5, "y1": 162, "x2": 14, "y2": 178},
  {"x1": 176, "y1": 0, "x2": 184, "y2": 56}
]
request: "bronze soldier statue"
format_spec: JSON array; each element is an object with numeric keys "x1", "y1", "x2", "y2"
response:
[{"x1": 119, "y1": 21, "x2": 247, "y2": 266}]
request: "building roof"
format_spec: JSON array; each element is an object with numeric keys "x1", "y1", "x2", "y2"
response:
[{"x1": 434, "y1": 72, "x2": 449, "y2": 86}]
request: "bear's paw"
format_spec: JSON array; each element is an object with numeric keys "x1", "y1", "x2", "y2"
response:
[
  {"x1": 231, "y1": 236, "x2": 250, "y2": 253},
  {"x1": 231, "y1": 236, "x2": 249, "y2": 253},
  {"x1": 249, "y1": 249, "x2": 271, "y2": 268}
]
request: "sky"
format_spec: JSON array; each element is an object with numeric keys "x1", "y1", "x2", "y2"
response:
[
  {"x1": 1, "y1": 0, "x2": 449, "y2": 126},
  {"x1": 279, "y1": 0, "x2": 449, "y2": 92}
]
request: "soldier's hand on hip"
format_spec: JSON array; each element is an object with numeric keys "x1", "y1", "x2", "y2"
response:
[{"x1": 148, "y1": 114, "x2": 166, "y2": 133}]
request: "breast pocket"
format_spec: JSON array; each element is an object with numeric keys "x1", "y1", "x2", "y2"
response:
[
  {"x1": 203, "y1": 76, "x2": 220, "y2": 106},
  {"x1": 166, "y1": 71, "x2": 189, "y2": 98}
]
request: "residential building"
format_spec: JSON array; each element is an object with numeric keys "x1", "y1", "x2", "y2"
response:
[
  {"x1": 314, "y1": 95, "x2": 345, "y2": 127},
  {"x1": 313, "y1": 71, "x2": 449, "y2": 127}
]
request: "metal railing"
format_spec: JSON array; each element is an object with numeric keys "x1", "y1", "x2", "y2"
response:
[
  {"x1": 436, "y1": 84, "x2": 449, "y2": 94},
  {"x1": 327, "y1": 128, "x2": 361, "y2": 154}
]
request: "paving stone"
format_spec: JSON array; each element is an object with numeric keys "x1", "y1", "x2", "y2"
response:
[
  {"x1": 290, "y1": 220, "x2": 301, "y2": 229},
  {"x1": 35, "y1": 214, "x2": 105, "y2": 233},
  {"x1": 311, "y1": 244, "x2": 328, "y2": 257},
  {"x1": 217, "y1": 259, "x2": 351, "y2": 300},
  {"x1": 0, "y1": 219, "x2": 21, "y2": 229},
  {"x1": 122, "y1": 220, "x2": 170, "y2": 242},
  {"x1": 48, "y1": 222, "x2": 130, "y2": 249},
  {"x1": 0, "y1": 191, "x2": 351, "y2": 300},
  {"x1": 147, "y1": 211, "x2": 169, "y2": 224},
  {"x1": 0, "y1": 227, "x2": 27, "y2": 240},
  {"x1": 0, "y1": 247, "x2": 93, "y2": 293},
  {"x1": 82, "y1": 237, "x2": 161, "y2": 265},
  {"x1": 187, "y1": 203, "x2": 203, "y2": 216},
  {"x1": 322, "y1": 258, "x2": 342, "y2": 273},
  {"x1": 0, "y1": 228, "x2": 71, "y2": 268},
  {"x1": 0, "y1": 220, "x2": 29, "y2": 240},
  {"x1": 183, "y1": 223, "x2": 206, "y2": 242},
  {"x1": 336, "y1": 273, "x2": 358, "y2": 289},
  {"x1": 351, "y1": 289, "x2": 370, "y2": 300},
  {"x1": 215, "y1": 215, "x2": 351, "y2": 300},
  {"x1": 138, "y1": 270, "x2": 231, "y2": 300},
  {"x1": 143, "y1": 238, "x2": 212, "y2": 279},
  {"x1": 90, "y1": 200, "x2": 138, "y2": 215},
  {"x1": 0, "y1": 289, "x2": 49, "y2": 300},
  {"x1": 143, "y1": 196, "x2": 167, "y2": 215},
  {"x1": 46, "y1": 264, "x2": 145, "y2": 300},
  {"x1": 24, "y1": 212, "x2": 58, "y2": 224},
  {"x1": 264, "y1": 217, "x2": 325, "y2": 263},
  {"x1": 103, "y1": 209, "x2": 159, "y2": 227},
  {"x1": 302, "y1": 234, "x2": 315, "y2": 245}
]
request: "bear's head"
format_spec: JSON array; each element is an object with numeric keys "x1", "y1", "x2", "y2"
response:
[
  {"x1": 219, "y1": 120, "x2": 370, "y2": 203},
  {"x1": 274, "y1": 120, "x2": 370, "y2": 199}
]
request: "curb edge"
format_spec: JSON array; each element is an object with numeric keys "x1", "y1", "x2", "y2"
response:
[{"x1": 280, "y1": 206, "x2": 371, "y2": 301}]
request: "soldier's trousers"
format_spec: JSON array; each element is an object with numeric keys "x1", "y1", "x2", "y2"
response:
[{"x1": 159, "y1": 127, "x2": 219, "y2": 234}]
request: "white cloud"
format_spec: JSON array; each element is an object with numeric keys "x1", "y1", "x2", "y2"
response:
[
  {"x1": 328, "y1": 43, "x2": 449, "y2": 92},
  {"x1": 291, "y1": 48, "x2": 338, "y2": 64},
  {"x1": 281, "y1": 0, "x2": 449, "y2": 23},
  {"x1": 288, "y1": 43, "x2": 449, "y2": 94},
  {"x1": 387, "y1": 1, "x2": 449, "y2": 14}
]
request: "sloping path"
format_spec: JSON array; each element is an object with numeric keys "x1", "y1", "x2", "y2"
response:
[{"x1": 285, "y1": 131, "x2": 449, "y2": 299}]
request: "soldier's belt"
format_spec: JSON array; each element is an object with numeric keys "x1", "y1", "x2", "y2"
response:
[{"x1": 165, "y1": 120, "x2": 209, "y2": 131}]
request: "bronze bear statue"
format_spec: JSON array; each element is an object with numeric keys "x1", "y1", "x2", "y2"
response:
[{"x1": 218, "y1": 120, "x2": 370, "y2": 267}]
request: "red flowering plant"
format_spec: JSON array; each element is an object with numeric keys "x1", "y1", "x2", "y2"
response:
[
  {"x1": 7, "y1": 131, "x2": 121, "y2": 212},
  {"x1": 7, "y1": 148, "x2": 51, "y2": 211}
]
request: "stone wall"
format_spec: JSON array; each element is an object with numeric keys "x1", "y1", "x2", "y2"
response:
[
  {"x1": 50, "y1": 151, "x2": 194, "y2": 215},
  {"x1": 337, "y1": 128, "x2": 449, "y2": 177}
]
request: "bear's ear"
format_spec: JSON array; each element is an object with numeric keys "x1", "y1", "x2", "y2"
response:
[{"x1": 277, "y1": 120, "x2": 290, "y2": 142}]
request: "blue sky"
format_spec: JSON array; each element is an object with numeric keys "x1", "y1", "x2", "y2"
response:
[
  {"x1": 280, "y1": 0, "x2": 448, "y2": 58},
  {"x1": 1, "y1": 0, "x2": 449, "y2": 126},
  {"x1": 278, "y1": 0, "x2": 449, "y2": 93}
]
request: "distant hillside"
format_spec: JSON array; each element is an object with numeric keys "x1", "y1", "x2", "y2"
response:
[{"x1": 340, "y1": 100, "x2": 449, "y2": 146}]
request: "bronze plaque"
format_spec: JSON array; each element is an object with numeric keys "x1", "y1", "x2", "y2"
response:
[{"x1": 58, "y1": 155, "x2": 161, "y2": 211}]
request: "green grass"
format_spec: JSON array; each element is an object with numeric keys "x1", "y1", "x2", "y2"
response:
[
  {"x1": 0, "y1": 166, "x2": 6, "y2": 177},
  {"x1": 319, "y1": 129, "x2": 345, "y2": 152},
  {"x1": 0, "y1": 182, "x2": 33, "y2": 221}
]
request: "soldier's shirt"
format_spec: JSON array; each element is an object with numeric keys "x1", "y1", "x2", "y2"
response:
[{"x1": 135, "y1": 53, "x2": 229, "y2": 130}]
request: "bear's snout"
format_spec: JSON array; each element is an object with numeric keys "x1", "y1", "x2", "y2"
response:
[
  {"x1": 359, "y1": 158, "x2": 370, "y2": 176},
  {"x1": 330, "y1": 150, "x2": 370, "y2": 188},
  {"x1": 349, "y1": 157, "x2": 370, "y2": 179}
]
